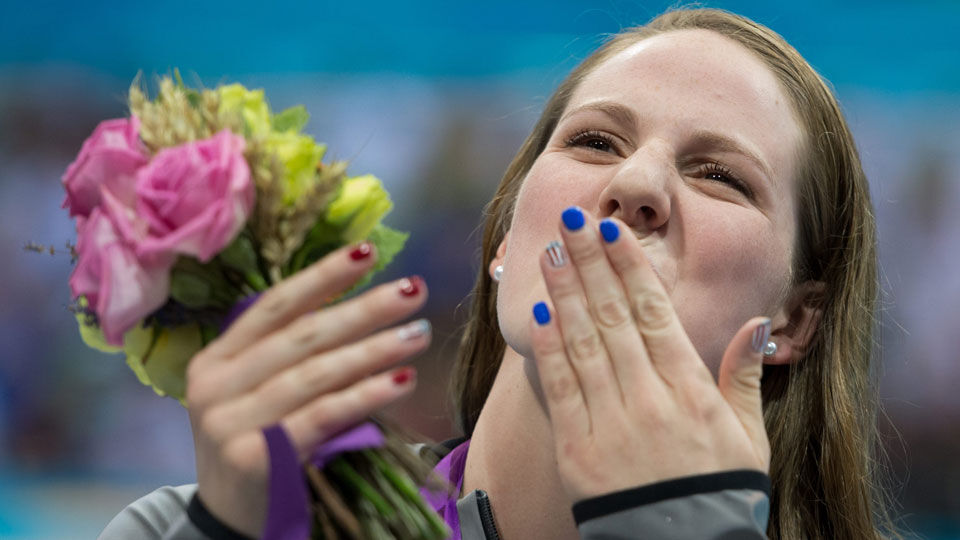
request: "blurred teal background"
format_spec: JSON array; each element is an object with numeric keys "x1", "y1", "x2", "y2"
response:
[{"x1": 2, "y1": 1, "x2": 958, "y2": 538}]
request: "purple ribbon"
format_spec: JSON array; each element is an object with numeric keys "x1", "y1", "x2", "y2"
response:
[
  {"x1": 220, "y1": 293, "x2": 262, "y2": 333},
  {"x1": 261, "y1": 422, "x2": 386, "y2": 540},
  {"x1": 262, "y1": 424, "x2": 311, "y2": 540},
  {"x1": 310, "y1": 422, "x2": 385, "y2": 468},
  {"x1": 420, "y1": 439, "x2": 471, "y2": 540}
]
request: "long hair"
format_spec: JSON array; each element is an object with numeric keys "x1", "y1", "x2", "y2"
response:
[{"x1": 450, "y1": 8, "x2": 898, "y2": 540}]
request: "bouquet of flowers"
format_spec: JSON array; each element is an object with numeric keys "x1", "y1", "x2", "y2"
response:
[{"x1": 58, "y1": 73, "x2": 450, "y2": 540}]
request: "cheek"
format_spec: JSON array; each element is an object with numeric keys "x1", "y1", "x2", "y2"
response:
[
  {"x1": 672, "y1": 208, "x2": 791, "y2": 371},
  {"x1": 497, "y1": 158, "x2": 603, "y2": 354}
]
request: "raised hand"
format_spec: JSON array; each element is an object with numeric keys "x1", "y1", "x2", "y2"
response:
[
  {"x1": 528, "y1": 207, "x2": 770, "y2": 503},
  {"x1": 185, "y1": 243, "x2": 430, "y2": 536}
]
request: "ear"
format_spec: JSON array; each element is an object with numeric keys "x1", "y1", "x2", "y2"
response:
[
  {"x1": 765, "y1": 280, "x2": 825, "y2": 365},
  {"x1": 488, "y1": 231, "x2": 510, "y2": 280}
]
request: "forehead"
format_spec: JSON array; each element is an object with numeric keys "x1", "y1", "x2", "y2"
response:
[{"x1": 568, "y1": 29, "x2": 802, "y2": 182}]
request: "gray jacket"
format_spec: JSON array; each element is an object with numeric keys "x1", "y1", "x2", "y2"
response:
[{"x1": 99, "y1": 442, "x2": 769, "y2": 540}]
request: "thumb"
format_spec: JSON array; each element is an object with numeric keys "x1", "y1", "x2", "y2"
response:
[{"x1": 718, "y1": 317, "x2": 771, "y2": 466}]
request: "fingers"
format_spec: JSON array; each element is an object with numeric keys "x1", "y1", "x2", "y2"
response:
[
  {"x1": 556, "y1": 208, "x2": 654, "y2": 393},
  {"x1": 204, "y1": 242, "x2": 378, "y2": 361},
  {"x1": 214, "y1": 319, "x2": 431, "y2": 433},
  {"x1": 528, "y1": 301, "x2": 590, "y2": 441},
  {"x1": 210, "y1": 276, "x2": 427, "y2": 400},
  {"x1": 717, "y1": 317, "x2": 771, "y2": 463},
  {"x1": 282, "y1": 365, "x2": 417, "y2": 459},
  {"x1": 595, "y1": 216, "x2": 705, "y2": 382},
  {"x1": 538, "y1": 242, "x2": 622, "y2": 417}
]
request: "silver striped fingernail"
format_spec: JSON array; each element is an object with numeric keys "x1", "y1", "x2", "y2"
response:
[
  {"x1": 398, "y1": 319, "x2": 431, "y2": 341},
  {"x1": 546, "y1": 241, "x2": 566, "y2": 268},
  {"x1": 751, "y1": 318, "x2": 772, "y2": 353}
]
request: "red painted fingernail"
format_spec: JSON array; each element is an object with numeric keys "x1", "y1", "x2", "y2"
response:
[
  {"x1": 392, "y1": 367, "x2": 416, "y2": 385},
  {"x1": 349, "y1": 243, "x2": 373, "y2": 260},
  {"x1": 398, "y1": 276, "x2": 422, "y2": 297}
]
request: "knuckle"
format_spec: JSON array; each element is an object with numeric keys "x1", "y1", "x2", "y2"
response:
[
  {"x1": 610, "y1": 247, "x2": 639, "y2": 274},
  {"x1": 592, "y1": 297, "x2": 632, "y2": 329},
  {"x1": 632, "y1": 291, "x2": 674, "y2": 331},
  {"x1": 572, "y1": 239, "x2": 605, "y2": 263},
  {"x1": 568, "y1": 332, "x2": 603, "y2": 360},
  {"x1": 287, "y1": 317, "x2": 319, "y2": 348},
  {"x1": 538, "y1": 332, "x2": 566, "y2": 356},
  {"x1": 299, "y1": 356, "x2": 337, "y2": 390},
  {"x1": 546, "y1": 372, "x2": 579, "y2": 402},
  {"x1": 259, "y1": 287, "x2": 290, "y2": 316},
  {"x1": 643, "y1": 404, "x2": 670, "y2": 431}
]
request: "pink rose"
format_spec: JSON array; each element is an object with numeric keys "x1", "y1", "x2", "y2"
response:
[
  {"x1": 69, "y1": 208, "x2": 171, "y2": 345},
  {"x1": 107, "y1": 129, "x2": 254, "y2": 263},
  {"x1": 62, "y1": 117, "x2": 148, "y2": 218}
]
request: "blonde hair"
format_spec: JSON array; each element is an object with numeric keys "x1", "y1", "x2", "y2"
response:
[{"x1": 450, "y1": 8, "x2": 899, "y2": 540}]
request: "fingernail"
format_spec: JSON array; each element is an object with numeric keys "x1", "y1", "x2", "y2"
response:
[
  {"x1": 599, "y1": 219, "x2": 619, "y2": 243},
  {"x1": 349, "y1": 242, "x2": 373, "y2": 260},
  {"x1": 751, "y1": 318, "x2": 772, "y2": 353},
  {"x1": 546, "y1": 241, "x2": 566, "y2": 267},
  {"x1": 398, "y1": 276, "x2": 423, "y2": 297},
  {"x1": 397, "y1": 319, "x2": 431, "y2": 340},
  {"x1": 392, "y1": 366, "x2": 416, "y2": 385},
  {"x1": 533, "y1": 302, "x2": 551, "y2": 325},
  {"x1": 561, "y1": 206, "x2": 585, "y2": 231}
]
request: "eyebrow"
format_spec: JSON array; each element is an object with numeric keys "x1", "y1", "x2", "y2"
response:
[
  {"x1": 687, "y1": 129, "x2": 773, "y2": 179},
  {"x1": 560, "y1": 101, "x2": 639, "y2": 136}
]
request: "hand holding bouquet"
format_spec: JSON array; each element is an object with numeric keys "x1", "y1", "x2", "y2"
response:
[{"x1": 60, "y1": 74, "x2": 449, "y2": 539}]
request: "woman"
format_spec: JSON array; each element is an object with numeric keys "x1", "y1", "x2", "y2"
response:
[{"x1": 101, "y1": 8, "x2": 898, "y2": 540}]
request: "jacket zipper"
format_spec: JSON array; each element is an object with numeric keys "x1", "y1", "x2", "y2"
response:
[{"x1": 475, "y1": 490, "x2": 501, "y2": 540}]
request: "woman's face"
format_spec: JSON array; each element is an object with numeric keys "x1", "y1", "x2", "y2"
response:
[{"x1": 497, "y1": 29, "x2": 803, "y2": 374}]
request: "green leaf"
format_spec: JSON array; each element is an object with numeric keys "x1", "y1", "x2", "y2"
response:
[
  {"x1": 272, "y1": 105, "x2": 310, "y2": 133},
  {"x1": 218, "y1": 234, "x2": 259, "y2": 274},
  {"x1": 285, "y1": 219, "x2": 343, "y2": 275},
  {"x1": 368, "y1": 224, "x2": 408, "y2": 274},
  {"x1": 170, "y1": 270, "x2": 213, "y2": 309}
]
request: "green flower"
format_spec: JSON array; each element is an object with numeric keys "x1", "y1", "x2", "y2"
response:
[
  {"x1": 218, "y1": 83, "x2": 271, "y2": 136},
  {"x1": 124, "y1": 323, "x2": 204, "y2": 403},
  {"x1": 75, "y1": 298, "x2": 122, "y2": 354},
  {"x1": 266, "y1": 130, "x2": 327, "y2": 204},
  {"x1": 326, "y1": 175, "x2": 394, "y2": 244}
]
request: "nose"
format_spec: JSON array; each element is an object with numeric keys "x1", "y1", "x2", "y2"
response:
[{"x1": 597, "y1": 145, "x2": 672, "y2": 232}]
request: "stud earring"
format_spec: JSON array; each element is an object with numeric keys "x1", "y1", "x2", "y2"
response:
[
  {"x1": 493, "y1": 265, "x2": 503, "y2": 282},
  {"x1": 763, "y1": 341, "x2": 778, "y2": 357}
]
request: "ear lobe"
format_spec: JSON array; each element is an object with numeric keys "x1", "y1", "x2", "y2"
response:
[
  {"x1": 765, "y1": 280, "x2": 825, "y2": 366},
  {"x1": 488, "y1": 231, "x2": 510, "y2": 281}
]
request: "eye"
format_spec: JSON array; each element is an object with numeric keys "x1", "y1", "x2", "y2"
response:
[
  {"x1": 697, "y1": 161, "x2": 753, "y2": 198},
  {"x1": 564, "y1": 129, "x2": 617, "y2": 154}
]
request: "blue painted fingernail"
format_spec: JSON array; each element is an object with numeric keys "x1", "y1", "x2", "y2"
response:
[
  {"x1": 599, "y1": 219, "x2": 619, "y2": 243},
  {"x1": 561, "y1": 206, "x2": 585, "y2": 231},
  {"x1": 533, "y1": 302, "x2": 551, "y2": 325}
]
